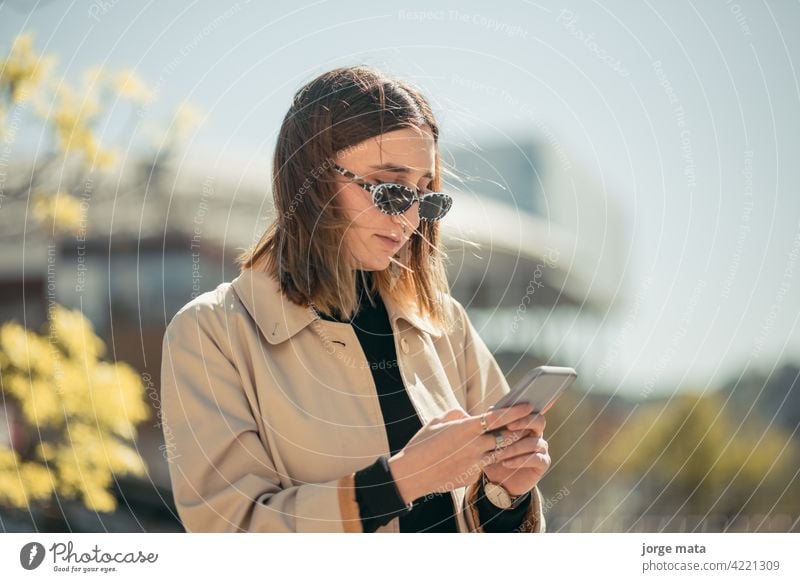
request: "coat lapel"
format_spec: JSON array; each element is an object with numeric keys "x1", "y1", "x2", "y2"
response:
[
  {"x1": 230, "y1": 269, "x2": 317, "y2": 345},
  {"x1": 231, "y1": 268, "x2": 445, "y2": 343}
]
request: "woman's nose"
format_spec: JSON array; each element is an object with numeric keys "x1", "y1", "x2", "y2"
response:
[{"x1": 392, "y1": 200, "x2": 420, "y2": 233}]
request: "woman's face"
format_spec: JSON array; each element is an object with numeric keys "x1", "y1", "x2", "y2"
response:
[{"x1": 334, "y1": 126, "x2": 436, "y2": 271}]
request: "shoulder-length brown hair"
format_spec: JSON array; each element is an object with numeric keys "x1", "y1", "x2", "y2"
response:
[{"x1": 237, "y1": 65, "x2": 453, "y2": 330}]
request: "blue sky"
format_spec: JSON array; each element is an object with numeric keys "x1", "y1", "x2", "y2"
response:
[{"x1": 2, "y1": 0, "x2": 799, "y2": 397}]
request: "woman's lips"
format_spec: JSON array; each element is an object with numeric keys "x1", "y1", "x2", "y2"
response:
[{"x1": 375, "y1": 234, "x2": 403, "y2": 250}]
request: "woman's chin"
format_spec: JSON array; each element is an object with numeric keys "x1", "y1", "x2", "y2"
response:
[{"x1": 354, "y1": 254, "x2": 393, "y2": 271}]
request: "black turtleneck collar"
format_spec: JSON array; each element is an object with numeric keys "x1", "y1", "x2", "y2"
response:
[{"x1": 317, "y1": 270, "x2": 379, "y2": 323}]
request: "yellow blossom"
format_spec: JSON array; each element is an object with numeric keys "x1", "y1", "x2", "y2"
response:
[
  {"x1": 83, "y1": 485, "x2": 117, "y2": 513},
  {"x1": 1, "y1": 34, "x2": 158, "y2": 515},
  {"x1": 112, "y1": 69, "x2": 153, "y2": 105},
  {"x1": 50, "y1": 305, "x2": 105, "y2": 361},
  {"x1": 0, "y1": 470, "x2": 28, "y2": 507},
  {"x1": 0, "y1": 321, "x2": 52, "y2": 372},
  {"x1": 14, "y1": 375, "x2": 65, "y2": 427},
  {"x1": 32, "y1": 191, "x2": 83, "y2": 234},
  {"x1": 94, "y1": 148, "x2": 119, "y2": 169},
  {"x1": 171, "y1": 101, "x2": 205, "y2": 141},
  {"x1": 0, "y1": 33, "x2": 56, "y2": 103},
  {"x1": 18, "y1": 461, "x2": 54, "y2": 501},
  {"x1": 48, "y1": 81, "x2": 109, "y2": 166},
  {"x1": 36, "y1": 442, "x2": 56, "y2": 462},
  {"x1": 0, "y1": 448, "x2": 19, "y2": 470},
  {"x1": 90, "y1": 361, "x2": 150, "y2": 435},
  {"x1": 0, "y1": 453, "x2": 54, "y2": 507},
  {"x1": 107, "y1": 441, "x2": 147, "y2": 476},
  {"x1": 82, "y1": 65, "x2": 105, "y2": 90}
]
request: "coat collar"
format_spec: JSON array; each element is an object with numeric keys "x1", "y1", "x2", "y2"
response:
[{"x1": 231, "y1": 269, "x2": 444, "y2": 345}]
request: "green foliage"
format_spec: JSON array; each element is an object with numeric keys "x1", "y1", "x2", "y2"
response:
[{"x1": 605, "y1": 392, "x2": 800, "y2": 517}]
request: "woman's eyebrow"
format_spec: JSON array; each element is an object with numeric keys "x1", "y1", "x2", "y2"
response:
[{"x1": 369, "y1": 163, "x2": 434, "y2": 179}]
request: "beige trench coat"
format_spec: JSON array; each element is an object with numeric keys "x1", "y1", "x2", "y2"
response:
[{"x1": 160, "y1": 267, "x2": 546, "y2": 533}]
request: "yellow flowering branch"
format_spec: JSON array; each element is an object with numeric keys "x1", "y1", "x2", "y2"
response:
[
  {"x1": 0, "y1": 306, "x2": 149, "y2": 513},
  {"x1": 0, "y1": 32, "x2": 204, "y2": 235}
]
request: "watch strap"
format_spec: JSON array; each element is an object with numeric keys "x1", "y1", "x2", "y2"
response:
[{"x1": 509, "y1": 489, "x2": 532, "y2": 509}]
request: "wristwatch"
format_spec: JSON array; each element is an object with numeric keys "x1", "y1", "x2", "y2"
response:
[{"x1": 481, "y1": 472, "x2": 531, "y2": 510}]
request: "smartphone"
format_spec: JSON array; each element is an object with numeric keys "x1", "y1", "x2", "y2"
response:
[{"x1": 492, "y1": 365, "x2": 577, "y2": 413}]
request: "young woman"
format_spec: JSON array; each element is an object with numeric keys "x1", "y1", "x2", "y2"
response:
[{"x1": 160, "y1": 65, "x2": 551, "y2": 533}]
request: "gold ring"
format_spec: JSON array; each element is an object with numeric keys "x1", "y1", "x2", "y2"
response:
[{"x1": 480, "y1": 412, "x2": 488, "y2": 433}]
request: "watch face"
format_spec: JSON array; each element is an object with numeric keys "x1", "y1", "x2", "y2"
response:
[{"x1": 484, "y1": 481, "x2": 512, "y2": 508}]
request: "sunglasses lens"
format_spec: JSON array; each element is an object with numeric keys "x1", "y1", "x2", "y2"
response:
[
  {"x1": 374, "y1": 184, "x2": 415, "y2": 214},
  {"x1": 419, "y1": 193, "x2": 452, "y2": 220},
  {"x1": 372, "y1": 183, "x2": 453, "y2": 220}
]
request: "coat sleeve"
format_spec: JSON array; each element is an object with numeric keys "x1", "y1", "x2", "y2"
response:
[
  {"x1": 160, "y1": 301, "x2": 362, "y2": 533},
  {"x1": 450, "y1": 297, "x2": 547, "y2": 533}
]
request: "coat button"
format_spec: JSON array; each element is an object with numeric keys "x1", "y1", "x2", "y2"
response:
[{"x1": 400, "y1": 337, "x2": 410, "y2": 354}]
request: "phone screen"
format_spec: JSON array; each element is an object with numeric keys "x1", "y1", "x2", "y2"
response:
[{"x1": 493, "y1": 365, "x2": 577, "y2": 413}]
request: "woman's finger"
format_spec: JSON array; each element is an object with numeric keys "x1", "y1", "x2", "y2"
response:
[
  {"x1": 505, "y1": 413, "x2": 546, "y2": 436},
  {"x1": 500, "y1": 451, "x2": 550, "y2": 470},
  {"x1": 477, "y1": 403, "x2": 534, "y2": 434},
  {"x1": 494, "y1": 436, "x2": 547, "y2": 461},
  {"x1": 478, "y1": 429, "x2": 527, "y2": 455}
]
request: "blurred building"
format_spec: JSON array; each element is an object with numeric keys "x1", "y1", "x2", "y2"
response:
[
  {"x1": 442, "y1": 137, "x2": 628, "y2": 384},
  {"x1": 0, "y1": 132, "x2": 627, "y2": 530}
]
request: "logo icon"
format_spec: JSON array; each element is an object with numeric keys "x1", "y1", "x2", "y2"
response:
[{"x1": 20, "y1": 542, "x2": 46, "y2": 570}]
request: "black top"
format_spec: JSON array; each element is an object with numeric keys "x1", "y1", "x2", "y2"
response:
[{"x1": 317, "y1": 270, "x2": 531, "y2": 532}]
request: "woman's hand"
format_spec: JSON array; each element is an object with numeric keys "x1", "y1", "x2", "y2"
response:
[
  {"x1": 388, "y1": 403, "x2": 534, "y2": 504},
  {"x1": 482, "y1": 411, "x2": 550, "y2": 497}
]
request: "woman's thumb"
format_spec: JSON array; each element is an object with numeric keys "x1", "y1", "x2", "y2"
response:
[{"x1": 439, "y1": 408, "x2": 469, "y2": 422}]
